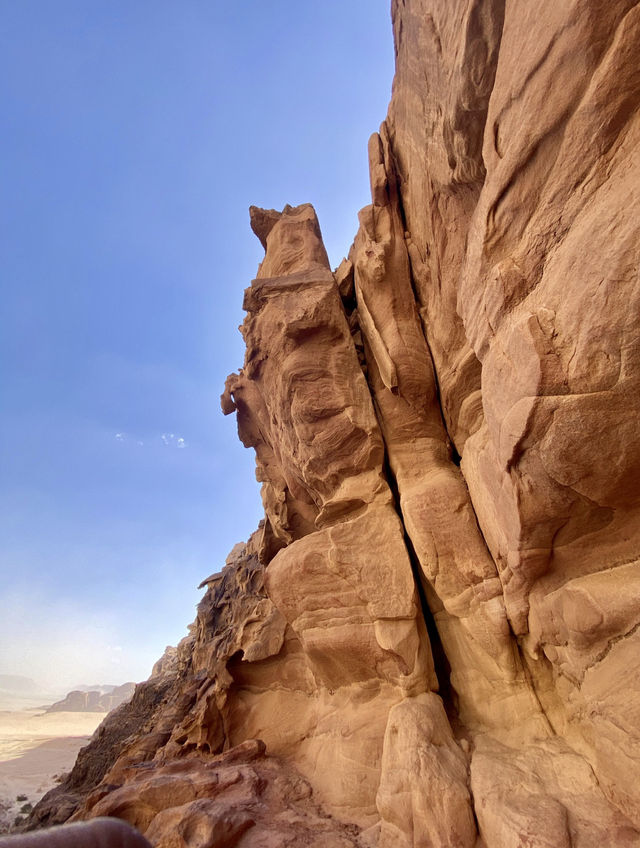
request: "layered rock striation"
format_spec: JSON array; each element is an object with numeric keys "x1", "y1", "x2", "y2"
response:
[{"x1": 30, "y1": 1, "x2": 640, "y2": 845}]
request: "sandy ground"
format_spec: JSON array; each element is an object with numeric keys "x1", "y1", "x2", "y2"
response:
[{"x1": 0, "y1": 709, "x2": 106, "y2": 833}]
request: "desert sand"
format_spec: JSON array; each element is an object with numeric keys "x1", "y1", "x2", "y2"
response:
[{"x1": 0, "y1": 709, "x2": 106, "y2": 833}]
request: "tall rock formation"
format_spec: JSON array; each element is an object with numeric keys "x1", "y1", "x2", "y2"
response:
[{"x1": 30, "y1": 1, "x2": 640, "y2": 846}]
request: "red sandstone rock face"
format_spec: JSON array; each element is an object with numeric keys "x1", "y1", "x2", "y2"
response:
[
  {"x1": 385, "y1": 0, "x2": 640, "y2": 840},
  {"x1": 29, "y1": 2, "x2": 640, "y2": 846}
]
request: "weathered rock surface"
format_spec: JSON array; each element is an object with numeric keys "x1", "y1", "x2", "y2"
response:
[{"x1": 29, "y1": 1, "x2": 640, "y2": 846}]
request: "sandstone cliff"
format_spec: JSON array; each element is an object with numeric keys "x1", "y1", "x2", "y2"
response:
[{"x1": 30, "y1": 1, "x2": 640, "y2": 845}]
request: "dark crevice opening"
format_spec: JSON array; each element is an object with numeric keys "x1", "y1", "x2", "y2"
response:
[
  {"x1": 381, "y1": 451, "x2": 456, "y2": 720},
  {"x1": 350, "y1": 254, "x2": 460, "y2": 724},
  {"x1": 352, "y1": 284, "x2": 461, "y2": 723},
  {"x1": 450, "y1": 444, "x2": 462, "y2": 466},
  {"x1": 406, "y1": 525, "x2": 457, "y2": 723}
]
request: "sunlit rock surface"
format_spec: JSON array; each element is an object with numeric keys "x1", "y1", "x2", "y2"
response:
[{"x1": 30, "y1": 1, "x2": 640, "y2": 845}]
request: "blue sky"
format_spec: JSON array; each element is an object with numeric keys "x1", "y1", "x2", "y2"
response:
[{"x1": 0, "y1": 2, "x2": 394, "y2": 691}]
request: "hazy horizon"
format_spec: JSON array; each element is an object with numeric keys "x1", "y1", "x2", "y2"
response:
[{"x1": 1, "y1": 2, "x2": 395, "y2": 692}]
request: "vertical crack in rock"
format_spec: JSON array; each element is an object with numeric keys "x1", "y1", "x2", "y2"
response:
[
  {"x1": 348, "y1": 122, "x2": 546, "y2": 747},
  {"x1": 399, "y1": 518, "x2": 457, "y2": 727},
  {"x1": 379, "y1": 444, "x2": 456, "y2": 722}
]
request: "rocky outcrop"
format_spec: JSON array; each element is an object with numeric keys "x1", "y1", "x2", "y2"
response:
[{"x1": 29, "y1": 1, "x2": 640, "y2": 846}]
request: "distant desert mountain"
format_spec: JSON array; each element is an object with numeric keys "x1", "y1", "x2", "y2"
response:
[
  {"x1": 0, "y1": 674, "x2": 58, "y2": 710},
  {"x1": 46, "y1": 682, "x2": 135, "y2": 713},
  {"x1": 68, "y1": 684, "x2": 120, "y2": 695},
  {"x1": 0, "y1": 674, "x2": 40, "y2": 693}
]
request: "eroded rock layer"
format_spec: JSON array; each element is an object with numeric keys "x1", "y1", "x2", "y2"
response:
[{"x1": 31, "y1": 2, "x2": 640, "y2": 846}]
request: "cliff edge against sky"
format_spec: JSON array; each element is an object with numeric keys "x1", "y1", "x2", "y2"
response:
[{"x1": 29, "y1": 1, "x2": 640, "y2": 845}]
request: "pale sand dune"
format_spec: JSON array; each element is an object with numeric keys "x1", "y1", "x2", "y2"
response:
[{"x1": 0, "y1": 709, "x2": 106, "y2": 833}]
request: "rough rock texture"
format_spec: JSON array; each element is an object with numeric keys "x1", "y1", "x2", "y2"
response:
[
  {"x1": 30, "y1": 2, "x2": 640, "y2": 846},
  {"x1": 384, "y1": 0, "x2": 640, "y2": 841}
]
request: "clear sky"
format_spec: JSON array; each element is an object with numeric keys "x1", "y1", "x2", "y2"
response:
[{"x1": 0, "y1": 2, "x2": 394, "y2": 692}]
